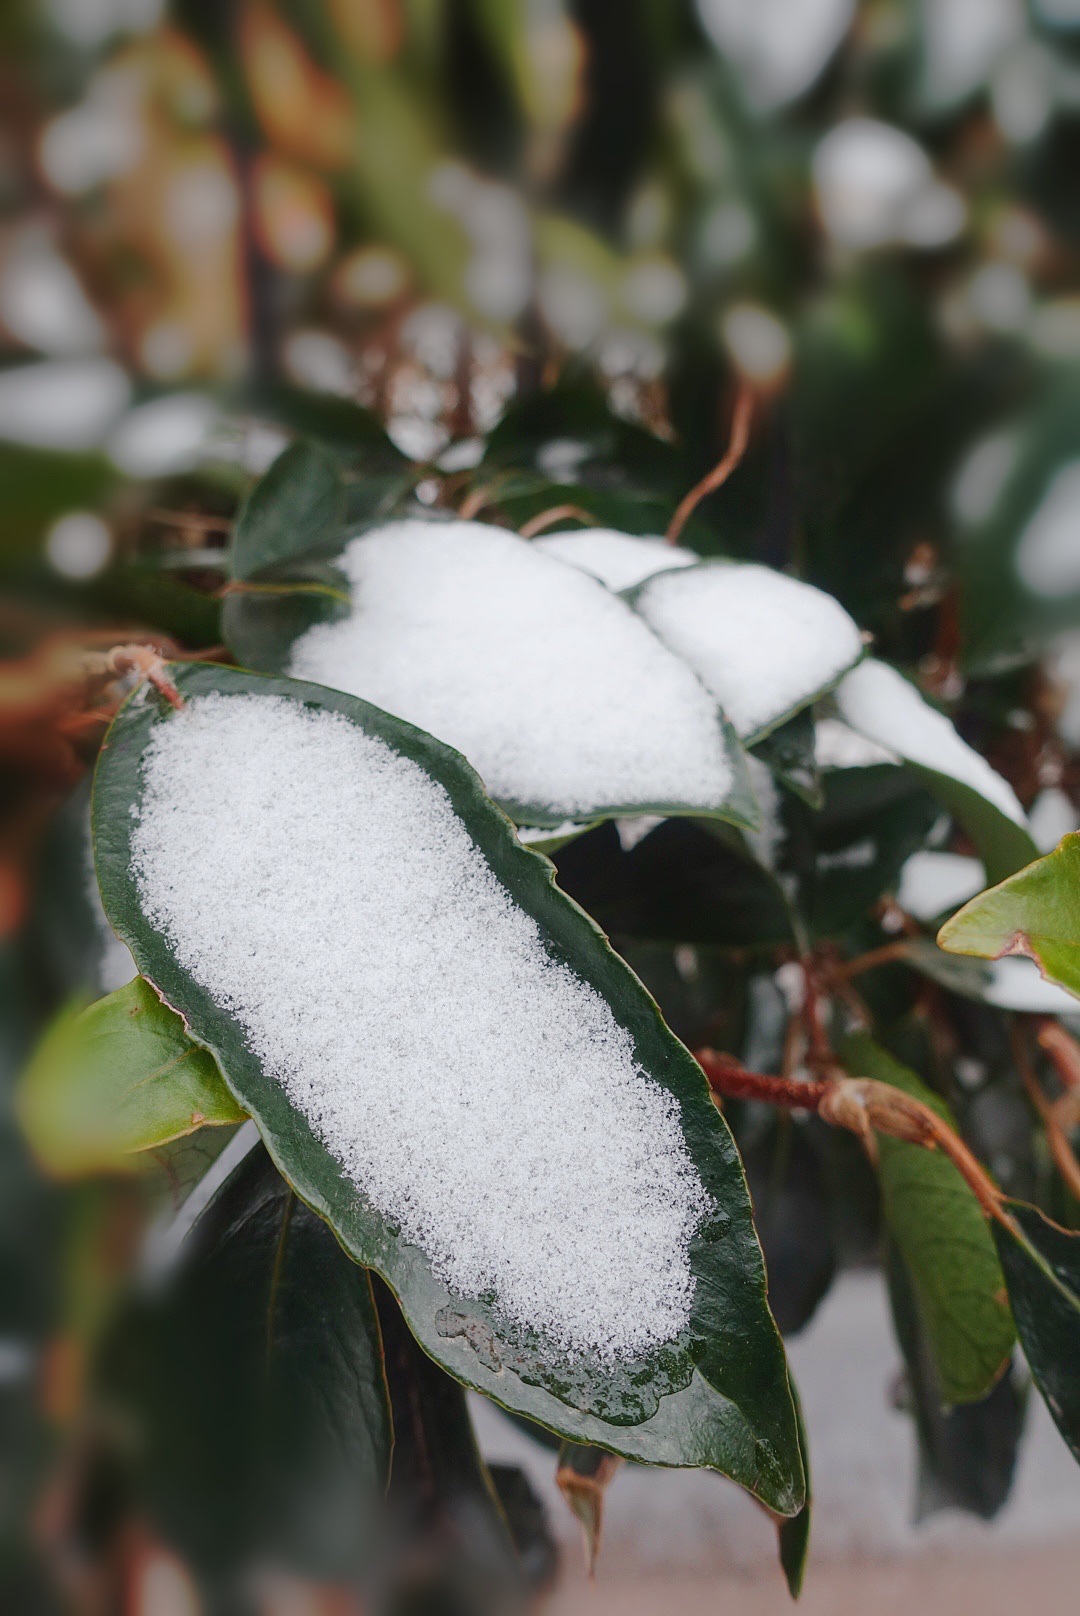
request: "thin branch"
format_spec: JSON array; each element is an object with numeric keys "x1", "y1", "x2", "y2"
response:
[
  {"x1": 695, "y1": 1049, "x2": 827, "y2": 1111},
  {"x1": 832, "y1": 940, "x2": 912, "y2": 981},
  {"x1": 665, "y1": 383, "x2": 754, "y2": 546},
  {"x1": 1037, "y1": 1020, "x2": 1080, "y2": 1092},
  {"x1": 107, "y1": 645, "x2": 184, "y2": 710},
  {"x1": 519, "y1": 505, "x2": 600, "y2": 539},
  {"x1": 1013, "y1": 1021, "x2": 1080, "y2": 1202}
]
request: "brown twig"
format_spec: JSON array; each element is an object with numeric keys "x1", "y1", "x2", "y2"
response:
[
  {"x1": 832, "y1": 940, "x2": 912, "y2": 981},
  {"x1": 696, "y1": 1049, "x2": 1009, "y2": 1223},
  {"x1": 665, "y1": 383, "x2": 754, "y2": 546},
  {"x1": 459, "y1": 483, "x2": 497, "y2": 520},
  {"x1": 107, "y1": 645, "x2": 184, "y2": 711},
  {"x1": 1013, "y1": 1021, "x2": 1080, "y2": 1202},
  {"x1": 518, "y1": 505, "x2": 600, "y2": 539},
  {"x1": 1037, "y1": 1020, "x2": 1080, "y2": 1092},
  {"x1": 695, "y1": 1049, "x2": 828, "y2": 1111}
]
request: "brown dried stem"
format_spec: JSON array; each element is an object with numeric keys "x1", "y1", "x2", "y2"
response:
[
  {"x1": 518, "y1": 505, "x2": 600, "y2": 539},
  {"x1": 665, "y1": 383, "x2": 754, "y2": 546},
  {"x1": 106, "y1": 645, "x2": 184, "y2": 711}
]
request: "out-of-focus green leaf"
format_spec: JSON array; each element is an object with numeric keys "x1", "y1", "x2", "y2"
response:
[
  {"x1": 229, "y1": 440, "x2": 345, "y2": 581},
  {"x1": 843, "y1": 1033, "x2": 1014, "y2": 1404},
  {"x1": 16, "y1": 980, "x2": 247, "y2": 1177},
  {"x1": 98, "y1": 1147, "x2": 393, "y2": 1588},
  {"x1": 938, "y1": 832, "x2": 1080, "y2": 1003}
]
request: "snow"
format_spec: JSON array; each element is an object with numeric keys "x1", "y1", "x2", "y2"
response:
[
  {"x1": 633, "y1": 561, "x2": 864, "y2": 740},
  {"x1": 289, "y1": 519, "x2": 739, "y2": 822},
  {"x1": 834, "y1": 659, "x2": 1027, "y2": 827},
  {"x1": 985, "y1": 957, "x2": 1080, "y2": 1015},
  {"x1": 129, "y1": 692, "x2": 709, "y2": 1359},
  {"x1": 812, "y1": 119, "x2": 965, "y2": 250},
  {"x1": 535, "y1": 528, "x2": 696, "y2": 593},
  {"x1": 895, "y1": 851, "x2": 985, "y2": 920},
  {"x1": 106, "y1": 392, "x2": 221, "y2": 479},
  {"x1": 1015, "y1": 461, "x2": 1080, "y2": 597},
  {"x1": 0, "y1": 359, "x2": 130, "y2": 452},
  {"x1": 1029, "y1": 787, "x2": 1079, "y2": 853},
  {"x1": 815, "y1": 717, "x2": 899, "y2": 770},
  {"x1": 696, "y1": 0, "x2": 855, "y2": 109}
]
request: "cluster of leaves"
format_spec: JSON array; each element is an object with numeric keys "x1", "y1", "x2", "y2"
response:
[{"x1": 3, "y1": 1, "x2": 1080, "y2": 1611}]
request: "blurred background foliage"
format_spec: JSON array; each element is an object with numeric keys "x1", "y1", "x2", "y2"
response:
[{"x1": 4, "y1": 0, "x2": 1080, "y2": 1610}]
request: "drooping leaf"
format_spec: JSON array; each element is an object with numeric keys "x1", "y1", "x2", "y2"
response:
[
  {"x1": 775, "y1": 1386, "x2": 811, "y2": 1600},
  {"x1": 886, "y1": 1242, "x2": 1026, "y2": 1522},
  {"x1": 992, "y1": 1200, "x2": 1080, "y2": 1465},
  {"x1": 229, "y1": 439, "x2": 345, "y2": 581},
  {"x1": 740, "y1": 1116, "x2": 836, "y2": 1337},
  {"x1": 16, "y1": 980, "x2": 247, "y2": 1177},
  {"x1": 92, "y1": 662, "x2": 804, "y2": 1512},
  {"x1": 556, "y1": 1442, "x2": 621, "y2": 1575},
  {"x1": 97, "y1": 1146, "x2": 393, "y2": 1588},
  {"x1": 832, "y1": 659, "x2": 1037, "y2": 884},
  {"x1": 938, "y1": 832, "x2": 1080, "y2": 1003},
  {"x1": 842, "y1": 1034, "x2": 1014, "y2": 1404},
  {"x1": 629, "y1": 560, "x2": 865, "y2": 745}
]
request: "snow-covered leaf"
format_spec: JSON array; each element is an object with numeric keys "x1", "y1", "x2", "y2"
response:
[
  {"x1": 92, "y1": 663, "x2": 803, "y2": 1506},
  {"x1": 630, "y1": 561, "x2": 864, "y2": 743}
]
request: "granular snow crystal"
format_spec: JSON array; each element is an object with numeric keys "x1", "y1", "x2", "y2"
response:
[
  {"x1": 129, "y1": 692, "x2": 708, "y2": 1360},
  {"x1": 287, "y1": 518, "x2": 736, "y2": 820},
  {"x1": 634, "y1": 561, "x2": 864, "y2": 740}
]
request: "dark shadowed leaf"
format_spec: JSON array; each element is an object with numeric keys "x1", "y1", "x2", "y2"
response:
[
  {"x1": 97, "y1": 1146, "x2": 393, "y2": 1588},
  {"x1": 229, "y1": 440, "x2": 345, "y2": 581},
  {"x1": 741, "y1": 1117, "x2": 836, "y2": 1338},
  {"x1": 992, "y1": 1200, "x2": 1080, "y2": 1465}
]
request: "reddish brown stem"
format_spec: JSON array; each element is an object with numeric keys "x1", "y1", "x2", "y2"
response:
[
  {"x1": 107, "y1": 645, "x2": 184, "y2": 711},
  {"x1": 1037, "y1": 1020, "x2": 1080, "y2": 1092},
  {"x1": 518, "y1": 505, "x2": 600, "y2": 539},
  {"x1": 695, "y1": 1049, "x2": 827, "y2": 1111},
  {"x1": 665, "y1": 384, "x2": 754, "y2": 546},
  {"x1": 833, "y1": 940, "x2": 912, "y2": 981}
]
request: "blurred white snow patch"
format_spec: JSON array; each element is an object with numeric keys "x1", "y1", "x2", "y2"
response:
[
  {"x1": 1047, "y1": 633, "x2": 1080, "y2": 748},
  {"x1": 282, "y1": 329, "x2": 355, "y2": 397},
  {"x1": 107, "y1": 392, "x2": 221, "y2": 478},
  {"x1": 815, "y1": 717, "x2": 899, "y2": 770},
  {"x1": 920, "y1": 0, "x2": 1024, "y2": 108},
  {"x1": 950, "y1": 430, "x2": 1019, "y2": 526},
  {"x1": 1029, "y1": 787, "x2": 1079, "y2": 853},
  {"x1": 896, "y1": 851, "x2": 984, "y2": 921},
  {"x1": 538, "y1": 264, "x2": 609, "y2": 351},
  {"x1": 696, "y1": 0, "x2": 855, "y2": 109},
  {"x1": 0, "y1": 358, "x2": 130, "y2": 451},
  {"x1": 813, "y1": 119, "x2": 965, "y2": 250},
  {"x1": 1016, "y1": 461, "x2": 1080, "y2": 596},
  {"x1": 986, "y1": 956, "x2": 1080, "y2": 1014},
  {"x1": 39, "y1": 66, "x2": 145, "y2": 194},
  {"x1": 721, "y1": 303, "x2": 791, "y2": 385},
  {"x1": 1031, "y1": 298, "x2": 1080, "y2": 360},
  {"x1": 966, "y1": 263, "x2": 1032, "y2": 334},
  {"x1": 46, "y1": 0, "x2": 164, "y2": 47},
  {"x1": 0, "y1": 231, "x2": 105, "y2": 356},
  {"x1": 620, "y1": 257, "x2": 686, "y2": 326},
  {"x1": 45, "y1": 511, "x2": 113, "y2": 580},
  {"x1": 992, "y1": 41, "x2": 1056, "y2": 144}
]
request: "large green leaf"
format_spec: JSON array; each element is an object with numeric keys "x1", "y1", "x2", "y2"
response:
[
  {"x1": 229, "y1": 439, "x2": 345, "y2": 581},
  {"x1": 97, "y1": 1146, "x2": 393, "y2": 1587},
  {"x1": 843, "y1": 1034, "x2": 1014, "y2": 1404},
  {"x1": 16, "y1": 980, "x2": 247, "y2": 1177},
  {"x1": 992, "y1": 1201, "x2": 1080, "y2": 1465},
  {"x1": 92, "y1": 662, "x2": 804, "y2": 1512},
  {"x1": 938, "y1": 832, "x2": 1080, "y2": 1001}
]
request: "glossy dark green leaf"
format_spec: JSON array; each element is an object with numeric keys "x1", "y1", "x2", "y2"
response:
[
  {"x1": 16, "y1": 980, "x2": 247, "y2": 1177},
  {"x1": 92, "y1": 662, "x2": 804, "y2": 1512},
  {"x1": 776, "y1": 1387, "x2": 811, "y2": 1599},
  {"x1": 97, "y1": 1146, "x2": 393, "y2": 1587},
  {"x1": 886, "y1": 1243, "x2": 1025, "y2": 1522},
  {"x1": 907, "y1": 765, "x2": 1038, "y2": 888},
  {"x1": 938, "y1": 832, "x2": 1080, "y2": 1002},
  {"x1": 992, "y1": 1200, "x2": 1080, "y2": 1465},
  {"x1": 843, "y1": 1034, "x2": 1014, "y2": 1404},
  {"x1": 229, "y1": 439, "x2": 345, "y2": 581}
]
